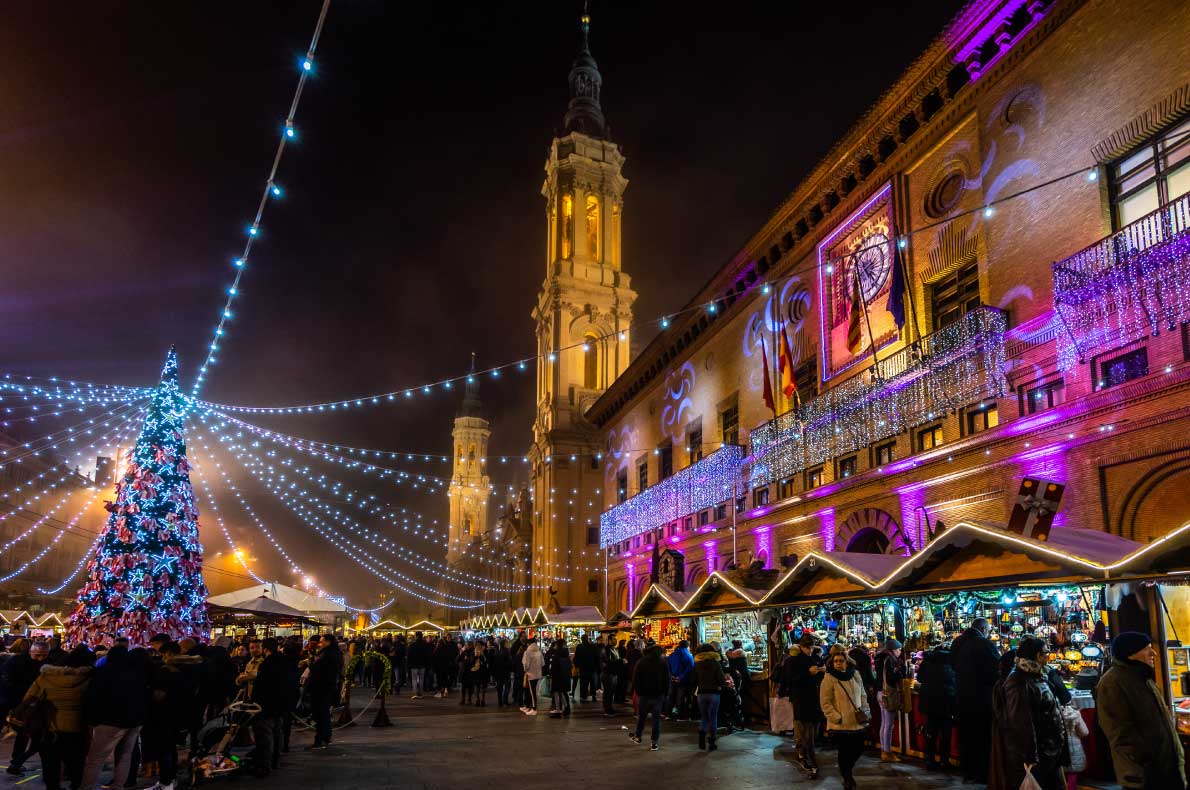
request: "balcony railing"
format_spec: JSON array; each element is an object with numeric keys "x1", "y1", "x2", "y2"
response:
[
  {"x1": 750, "y1": 306, "x2": 1007, "y2": 486},
  {"x1": 1053, "y1": 192, "x2": 1190, "y2": 367},
  {"x1": 598, "y1": 444, "x2": 745, "y2": 549}
]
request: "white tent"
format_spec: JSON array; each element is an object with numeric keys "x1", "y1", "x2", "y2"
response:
[{"x1": 207, "y1": 582, "x2": 347, "y2": 624}]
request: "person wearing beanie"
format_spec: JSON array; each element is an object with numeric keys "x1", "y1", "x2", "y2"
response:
[
  {"x1": 1098, "y1": 632, "x2": 1186, "y2": 790},
  {"x1": 778, "y1": 631, "x2": 825, "y2": 777},
  {"x1": 876, "y1": 637, "x2": 905, "y2": 761},
  {"x1": 950, "y1": 617, "x2": 1000, "y2": 783},
  {"x1": 990, "y1": 635, "x2": 1068, "y2": 790}
]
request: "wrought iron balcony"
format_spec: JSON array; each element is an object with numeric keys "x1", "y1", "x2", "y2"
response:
[
  {"x1": 750, "y1": 306, "x2": 1007, "y2": 486},
  {"x1": 1053, "y1": 192, "x2": 1190, "y2": 366},
  {"x1": 598, "y1": 444, "x2": 745, "y2": 549}
]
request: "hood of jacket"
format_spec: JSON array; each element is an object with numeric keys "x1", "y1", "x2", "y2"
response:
[
  {"x1": 164, "y1": 653, "x2": 204, "y2": 667},
  {"x1": 694, "y1": 650, "x2": 720, "y2": 663},
  {"x1": 37, "y1": 664, "x2": 92, "y2": 690}
]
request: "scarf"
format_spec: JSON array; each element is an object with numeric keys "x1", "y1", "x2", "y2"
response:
[
  {"x1": 827, "y1": 665, "x2": 856, "y2": 682},
  {"x1": 1015, "y1": 656, "x2": 1045, "y2": 674}
]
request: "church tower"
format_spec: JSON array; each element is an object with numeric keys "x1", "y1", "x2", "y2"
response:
[
  {"x1": 528, "y1": 11, "x2": 636, "y2": 608},
  {"x1": 447, "y1": 355, "x2": 492, "y2": 564}
]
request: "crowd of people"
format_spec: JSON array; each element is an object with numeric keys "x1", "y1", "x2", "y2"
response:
[
  {"x1": 769, "y1": 620, "x2": 1185, "y2": 790},
  {"x1": 0, "y1": 632, "x2": 345, "y2": 790}
]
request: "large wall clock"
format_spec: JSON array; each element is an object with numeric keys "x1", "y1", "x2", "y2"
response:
[{"x1": 852, "y1": 232, "x2": 890, "y2": 303}]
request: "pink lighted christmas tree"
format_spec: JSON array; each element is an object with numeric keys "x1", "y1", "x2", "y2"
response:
[{"x1": 68, "y1": 347, "x2": 209, "y2": 646}]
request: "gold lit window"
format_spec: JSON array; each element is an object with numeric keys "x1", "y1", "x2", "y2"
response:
[
  {"x1": 586, "y1": 195, "x2": 600, "y2": 259},
  {"x1": 561, "y1": 194, "x2": 574, "y2": 259}
]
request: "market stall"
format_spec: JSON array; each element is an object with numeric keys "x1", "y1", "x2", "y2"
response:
[
  {"x1": 0, "y1": 610, "x2": 67, "y2": 641},
  {"x1": 207, "y1": 595, "x2": 319, "y2": 639}
]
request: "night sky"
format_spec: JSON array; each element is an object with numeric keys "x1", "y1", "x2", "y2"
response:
[{"x1": 2, "y1": 1, "x2": 965, "y2": 606}]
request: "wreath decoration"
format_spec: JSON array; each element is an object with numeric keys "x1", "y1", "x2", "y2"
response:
[{"x1": 345, "y1": 650, "x2": 393, "y2": 696}]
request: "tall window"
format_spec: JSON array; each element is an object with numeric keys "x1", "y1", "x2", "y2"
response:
[
  {"x1": 804, "y1": 466, "x2": 824, "y2": 490},
  {"x1": 1021, "y1": 379, "x2": 1064, "y2": 415},
  {"x1": 687, "y1": 424, "x2": 703, "y2": 463},
  {"x1": 917, "y1": 424, "x2": 944, "y2": 452},
  {"x1": 720, "y1": 404, "x2": 739, "y2": 446},
  {"x1": 1110, "y1": 118, "x2": 1190, "y2": 229},
  {"x1": 616, "y1": 470, "x2": 628, "y2": 503},
  {"x1": 561, "y1": 193, "x2": 574, "y2": 259},
  {"x1": 1098, "y1": 347, "x2": 1149, "y2": 389},
  {"x1": 637, "y1": 460, "x2": 648, "y2": 493},
  {"x1": 585, "y1": 195, "x2": 601, "y2": 259},
  {"x1": 838, "y1": 455, "x2": 857, "y2": 479},
  {"x1": 659, "y1": 445, "x2": 674, "y2": 480},
  {"x1": 875, "y1": 441, "x2": 896, "y2": 466},
  {"x1": 794, "y1": 359, "x2": 817, "y2": 407},
  {"x1": 931, "y1": 259, "x2": 980, "y2": 330},
  {"x1": 584, "y1": 333, "x2": 599, "y2": 389}
]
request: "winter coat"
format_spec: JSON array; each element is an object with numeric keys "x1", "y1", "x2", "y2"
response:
[
  {"x1": 991, "y1": 663, "x2": 1068, "y2": 790},
  {"x1": 601, "y1": 645, "x2": 625, "y2": 680},
  {"x1": 433, "y1": 641, "x2": 458, "y2": 672},
  {"x1": 916, "y1": 647, "x2": 957, "y2": 719},
  {"x1": 1097, "y1": 657, "x2": 1187, "y2": 790},
  {"x1": 0, "y1": 653, "x2": 42, "y2": 709},
  {"x1": 306, "y1": 645, "x2": 343, "y2": 701},
  {"x1": 84, "y1": 647, "x2": 148, "y2": 728},
  {"x1": 1060, "y1": 704, "x2": 1089, "y2": 773},
  {"x1": 820, "y1": 667, "x2": 869, "y2": 732},
  {"x1": 780, "y1": 650, "x2": 825, "y2": 722},
  {"x1": 950, "y1": 627, "x2": 999, "y2": 716},
  {"x1": 666, "y1": 647, "x2": 694, "y2": 682},
  {"x1": 23, "y1": 665, "x2": 92, "y2": 733},
  {"x1": 489, "y1": 647, "x2": 513, "y2": 678},
  {"x1": 548, "y1": 649, "x2": 571, "y2": 686},
  {"x1": 522, "y1": 644, "x2": 545, "y2": 681},
  {"x1": 148, "y1": 653, "x2": 203, "y2": 732},
  {"x1": 573, "y1": 640, "x2": 599, "y2": 672},
  {"x1": 250, "y1": 652, "x2": 288, "y2": 718},
  {"x1": 406, "y1": 638, "x2": 432, "y2": 669},
  {"x1": 692, "y1": 650, "x2": 726, "y2": 694},
  {"x1": 468, "y1": 651, "x2": 491, "y2": 685},
  {"x1": 631, "y1": 647, "x2": 670, "y2": 698}
]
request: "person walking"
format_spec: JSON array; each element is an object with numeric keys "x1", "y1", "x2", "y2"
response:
[
  {"x1": 511, "y1": 636, "x2": 527, "y2": 708},
  {"x1": 693, "y1": 643, "x2": 726, "y2": 752},
  {"x1": 990, "y1": 635, "x2": 1068, "y2": 790},
  {"x1": 3, "y1": 639, "x2": 49, "y2": 775},
  {"x1": 470, "y1": 643, "x2": 491, "y2": 707},
  {"x1": 519, "y1": 638, "x2": 544, "y2": 716},
  {"x1": 573, "y1": 635, "x2": 599, "y2": 702},
  {"x1": 1098, "y1": 632, "x2": 1186, "y2": 790},
  {"x1": 820, "y1": 649, "x2": 871, "y2": 790},
  {"x1": 547, "y1": 640, "x2": 572, "y2": 718},
  {"x1": 916, "y1": 639, "x2": 957, "y2": 770},
  {"x1": 247, "y1": 638, "x2": 287, "y2": 776},
  {"x1": 600, "y1": 639, "x2": 624, "y2": 716},
  {"x1": 24, "y1": 646, "x2": 93, "y2": 790},
  {"x1": 457, "y1": 643, "x2": 475, "y2": 706},
  {"x1": 875, "y1": 637, "x2": 905, "y2": 762},
  {"x1": 144, "y1": 642, "x2": 202, "y2": 790},
  {"x1": 950, "y1": 617, "x2": 1000, "y2": 783},
  {"x1": 79, "y1": 646, "x2": 148, "y2": 790},
  {"x1": 781, "y1": 633, "x2": 825, "y2": 778},
  {"x1": 406, "y1": 632, "x2": 430, "y2": 699},
  {"x1": 304, "y1": 635, "x2": 343, "y2": 751},
  {"x1": 628, "y1": 644, "x2": 669, "y2": 751},
  {"x1": 490, "y1": 639, "x2": 513, "y2": 707},
  {"x1": 665, "y1": 640, "x2": 694, "y2": 719}
]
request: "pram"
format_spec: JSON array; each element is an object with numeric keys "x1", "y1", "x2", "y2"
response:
[{"x1": 188, "y1": 693, "x2": 261, "y2": 785}]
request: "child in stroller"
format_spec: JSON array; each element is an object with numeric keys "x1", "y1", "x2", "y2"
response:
[{"x1": 189, "y1": 693, "x2": 262, "y2": 784}]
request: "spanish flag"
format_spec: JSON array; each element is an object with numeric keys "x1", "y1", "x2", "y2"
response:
[
  {"x1": 760, "y1": 334, "x2": 777, "y2": 415},
  {"x1": 847, "y1": 269, "x2": 864, "y2": 353}
]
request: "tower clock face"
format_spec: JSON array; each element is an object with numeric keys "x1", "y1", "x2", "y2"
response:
[{"x1": 852, "y1": 232, "x2": 890, "y2": 303}]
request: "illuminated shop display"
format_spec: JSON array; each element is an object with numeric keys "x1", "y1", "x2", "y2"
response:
[
  {"x1": 750, "y1": 306, "x2": 1006, "y2": 486},
  {"x1": 599, "y1": 444, "x2": 745, "y2": 548},
  {"x1": 700, "y1": 611, "x2": 767, "y2": 671},
  {"x1": 1053, "y1": 192, "x2": 1190, "y2": 368}
]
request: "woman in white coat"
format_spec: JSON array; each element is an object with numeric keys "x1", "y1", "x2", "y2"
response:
[
  {"x1": 519, "y1": 638, "x2": 545, "y2": 716},
  {"x1": 820, "y1": 648, "x2": 871, "y2": 790}
]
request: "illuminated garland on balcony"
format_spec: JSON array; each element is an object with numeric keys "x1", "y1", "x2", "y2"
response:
[
  {"x1": 599, "y1": 444, "x2": 745, "y2": 548},
  {"x1": 1053, "y1": 196, "x2": 1190, "y2": 369},
  {"x1": 750, "y1": 307, "x2": 1007, "y2": 486}
]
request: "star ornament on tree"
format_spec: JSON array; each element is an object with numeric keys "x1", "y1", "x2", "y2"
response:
[{"x1": 151, "y1": 552, "x2": 178, "y2": 576}]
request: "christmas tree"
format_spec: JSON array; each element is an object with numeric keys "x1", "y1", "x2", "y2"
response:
[{"x1": 68, "y1": 347, "x2": 210, "y2": 646}]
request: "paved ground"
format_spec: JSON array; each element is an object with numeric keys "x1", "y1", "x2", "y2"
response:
[{"x1": 0, "y1": 688, "x2": 1092, "y2": 790}]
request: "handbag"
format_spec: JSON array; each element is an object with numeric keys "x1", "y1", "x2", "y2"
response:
[
  {"x1": 881, "y1": 662, "x2": 905, "y2": 712},
  {"x1": 540, "y1": 676, "x2": 552, "y2": 697},
  {"x1": 842, "y1": 681, "x2": 870, "y2": 726},
  {"x1": 1019, "y1": 763, "x2": 1044, "y2": 790}
]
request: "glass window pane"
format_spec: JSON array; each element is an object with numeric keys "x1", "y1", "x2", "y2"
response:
[
  {"x1": 1115, "y1": 146, "x2": 1155, "y2": 179},
  {"x1": 1166, "y1": 160, "x2": 1190, "y2": 204},
  {"x1": 1118, "y1": 185, "x2": 1160, "y2": 226}
]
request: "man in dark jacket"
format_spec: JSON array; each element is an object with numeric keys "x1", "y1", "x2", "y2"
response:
[
  {"x1": 949, "y1": 617, "x2": 999, "y2": 783},
  {"x1": 2, "y1": 640, "x2": 47, "y2": 774},
  {"x1": 916, "y1": 643, "x2": 957, "y2": 770},
  {"x1": 305, "y1": 635, "x2": 343, "y2": 750},
  {"x1": 629, "y1": 645, "x2": 669, "y2": 750},
  {"x1": 991, "y1": 635, "x2": 1067, "y2": 790},
  {"x1": 573, "y1": 635, "x2": 599, "y2": 702},
  {"x1": 600, "y1": 640, "x2": 625, "y2": 716},
  {"x1": 145, "y1": 642, "x2": 203, "y2": 790},
  {"x1": 248, "y1": 638, "x2": 287, "y2": 775},
  {"x1": 79, "y1": 646, "x2": 148, "y2": 790},
  {"x1": 1098, "y1": 632, "x2": 1187, "y2": 790},
  {"x1": 780, "y1": 633, "x2": 825, "y2": 776},
  {"x1": 490, "y1": 639, "x2": 513, "y2": 707},
  {"x1": 406, "y1": 632, "x2": 430, "y2": 698}
]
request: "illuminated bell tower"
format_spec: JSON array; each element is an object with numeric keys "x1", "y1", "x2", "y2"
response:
[
  {"x1": 447, "y1": 354, "x2": 491, "y2": 564},
  {"x1": 528, "y1": 10, "x2": 636, "y2": 608}
]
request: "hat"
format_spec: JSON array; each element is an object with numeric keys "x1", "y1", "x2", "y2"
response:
[
  {"x1": 1111, "y1": 631, "x2": 1152, "y2": 660},
  {"x1": 884, "y1": 638, "x2": 903, "y2": 650},
  {"x1": 798, "y1": 632, "x2": 820, "y2": 648},
  {"x1": 1016, "y1": 635, "x2": 1046, "y2": 661}
]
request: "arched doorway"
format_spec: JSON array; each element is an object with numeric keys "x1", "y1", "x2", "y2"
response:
[
  {"x1": 846, "y1": 527, "x2": 891, "y2": 554},
  {"x1": 837, "y1": 508, "x2": 910, "y2": 555}
]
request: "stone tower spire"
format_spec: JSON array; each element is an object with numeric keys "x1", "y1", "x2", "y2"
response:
[
  {"x1": 447, "y1": 354, "x2": 491, "y2": 564},
  {"x1": 562, "y1": 7, "x2": 608, "y2": 140}
]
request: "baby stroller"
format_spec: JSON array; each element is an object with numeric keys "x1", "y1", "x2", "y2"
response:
[{"x1": 188, "y1": 693, "x2": 261, "y2": 785}]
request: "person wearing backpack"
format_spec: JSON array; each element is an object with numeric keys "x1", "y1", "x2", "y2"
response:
[
  {"x1": 22, "y1": 646, "x2": 93, "y2": 790},
  {"x1": 875, "y1": 638, "x2": 905, "y2": 762}
]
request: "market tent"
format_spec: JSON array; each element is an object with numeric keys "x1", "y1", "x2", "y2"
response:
[
  {"x1": 682, "y1": 570, "x2": 777, "y2": 613},
  {"x1": 208, "y1": 583, "x2": 347, "y2": 622},
  {"x1": 366, "y1": 620, "x2": 409, "y2": 633},
  {"x1": 629, "y1": 583, "x2": 694, "y2": 618},
  {"x1": 759, "y1": 551, "x2": 905, "y2": 606},
  {"x1": 405, "y1": 620, "x2": 447, "y2": 632},
  {"x1": 542, "y1": 606, "x2": 604, "y2": 626},
  {"x1": 224, "y1": 595, "x2": 311, "y2": 619}
]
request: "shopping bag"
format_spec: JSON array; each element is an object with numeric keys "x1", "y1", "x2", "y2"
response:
[
  {"x1": 769, "y1": 696, "x2": 794, "y2": 733},
  {"x1": 1019, "y1": 764, "x2": 1044, "y2": 790}
]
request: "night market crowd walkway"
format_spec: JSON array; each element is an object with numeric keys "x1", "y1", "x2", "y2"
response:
[{"x1": 3, "y1": 686, "x2": 1017, "y2": 790}]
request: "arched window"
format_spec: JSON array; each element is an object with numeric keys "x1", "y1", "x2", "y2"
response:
[
  {"x1": 584, "y1": 333, "x2": 599, "y2": 389},
  {"x1": 463, "y1": 515, "x2": 472, "y2": 535},
  {"x1": 585, "y1": 195, "x2": 600, "y2": 259},
  {"x1": 561, "y1": 194, "x2": 574, "y2": 259}
]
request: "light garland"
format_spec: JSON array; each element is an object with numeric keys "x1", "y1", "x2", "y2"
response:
[
  {"x1": 750, "y1": 306, "x2": 1007, "y2": 487},
  {"x1": 0, "y1": 401, "x2": 146, "y2": 469},
  {"x1": 1054, "y1": 193, "x2": 1190, "y2": 369},
  {"x1": 599, "y1": 444, "x2": 745, "y2": 549},
  {"x1": 191, "y1": 0, "x2": 331, "y2": 397}
]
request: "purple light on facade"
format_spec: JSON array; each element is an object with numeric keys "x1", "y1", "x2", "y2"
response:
[
  {"x1": 895, "y1": 485, "x2": 927, "y2": 551},
  {"x1": 818, "y1": 183, "x2": 893, "y2": 383},
  {"x1": 817, "y1": 507, "x2": 836, "y2": 552},
  {"x1": 699, "y1": 526, "x2": 715, "y2": 534},
  {"x1": 669, "y1": 535, "x2": 681, "y2": 544},
  {"x1": 1010, "y1": 442, "x2": 1068, "y2": 484},
  {"x1": 703, "y1": 540, "x2": 718, "y2": 572},
  {"x1": 626, "y1": 562, "x2": 636, "y2": 610},
  {"x1": 748, "y1": 505, "x2": 772, "y2": 519},
  {"x1": 753, "y1": 526, "x2": 773, "y2": 569},
  {"x1": 884, "y1": 457, "x2": 920, "y2": 475},
  {"x1": 806, "y1": 482, "x2": 842, "y2": 498}
]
